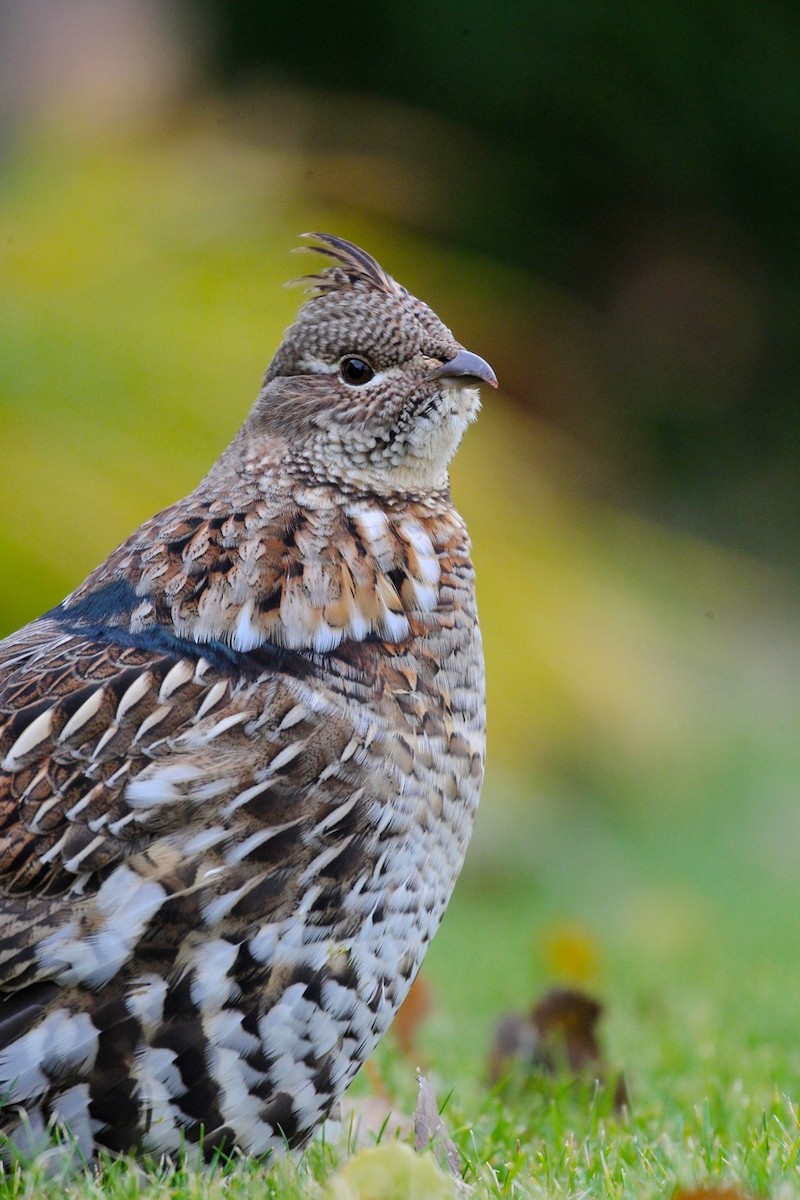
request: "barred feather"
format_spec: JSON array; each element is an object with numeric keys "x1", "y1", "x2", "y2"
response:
[{"x1": 0, "y1": 235, "x2": 494, "y2": 1160}]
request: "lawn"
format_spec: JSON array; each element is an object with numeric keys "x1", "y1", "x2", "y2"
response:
[{"x1": 1, "y1": 120, "x2": 799, "y2": 1199}]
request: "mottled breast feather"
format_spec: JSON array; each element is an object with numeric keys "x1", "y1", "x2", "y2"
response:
[{"x1": 0, "y1": 234, "x2": 492, "y2": 1160}]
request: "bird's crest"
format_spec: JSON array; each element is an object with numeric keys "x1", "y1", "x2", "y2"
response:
[{"x1": 296, "y1": 233, "x2": 405, "y2": 298}]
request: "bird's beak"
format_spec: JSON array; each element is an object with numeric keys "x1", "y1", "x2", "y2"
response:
[{"x1": 429, "y1": 349, "x2": 498, "y2": 389}]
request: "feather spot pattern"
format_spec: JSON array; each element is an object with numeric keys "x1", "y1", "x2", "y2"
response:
[{"x1": 0, "y1": 235, "x2": 493, "y2": 1159}]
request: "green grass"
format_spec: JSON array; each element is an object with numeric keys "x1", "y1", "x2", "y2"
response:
[
  {"x1": 2, "y1": 112, "x2": 800, "y2": 1199},
  {"x1": 1, "y1": 798, "x2": 798, "y2": 1199}
]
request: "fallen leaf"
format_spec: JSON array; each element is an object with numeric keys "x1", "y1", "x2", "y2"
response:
[
  {"x1": 414, "y1": 1071, "x2": 462, "y2": 1180},
  {"x1": 326, "y1": 1141, "x2": 458, "y2": 1200},
  {"x1": 487, "y1": 1011, "x2": 539, "y2": 1084},
  {"x1": 531, "y1": 987, "x2": 602, "y2": 1072},
  {"x1": 393, "y1": 975, "x2": 435, "y2": 1059},
  {"x1": 672, "y1": 1188, "x2": 760, "y2": 1200},
  {"x1": 488, "y1": 986, "x2": 627, "y2": 1107}
]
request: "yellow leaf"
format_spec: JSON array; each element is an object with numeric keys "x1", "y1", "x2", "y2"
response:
[{"x1": 326, "y1": 1142, "x2": 458, "y2": 1200}]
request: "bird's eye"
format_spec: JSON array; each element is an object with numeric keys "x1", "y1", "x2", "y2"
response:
[{"x1": 340, "y1": 356, "x2": 374, "y2": 386}]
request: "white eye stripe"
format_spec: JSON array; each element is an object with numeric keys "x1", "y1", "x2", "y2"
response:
[{"x1": 297, "y1": 357, "x2": 338, "y2": 373}]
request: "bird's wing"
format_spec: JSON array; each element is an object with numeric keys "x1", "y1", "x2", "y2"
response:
[
  {"x1": 0, "y1": 613, "x2": 370, "y2": 993},
  {"x1": 0, "y1": 616, "x2": 236, "y2": 897}
]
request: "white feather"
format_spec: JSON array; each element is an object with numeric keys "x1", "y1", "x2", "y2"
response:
[
  {"x1": 115, "y1": 672, "x2": 153, "y2": 721},
  {"x1": 126, "y1": 974, "x2": 168, "y2": 1031},
  {"x1": 126, "y1": 762, "x2": 203, "y2": 809},
  {"x1": 189, "y1": 938, "x2": 238, "y2": 1010},
  {"x1": 59, "y1": 689, "x2": 105, "y2": 743},
  {"x1": 2, "y1": 707, "x2": 54, "y2": 770},
  {"x1": 230, "y1": 602, "x2": 263, "y2": 652}
]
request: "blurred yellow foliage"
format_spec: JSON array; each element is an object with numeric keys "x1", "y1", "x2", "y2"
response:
[{"x1": 540, "y1": 921, "x2": 602, "y2": 985}]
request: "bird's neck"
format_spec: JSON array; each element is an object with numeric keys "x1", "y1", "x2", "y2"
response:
[{"x1": 61, "y1": 485, "x2": 470, "y2": 662}]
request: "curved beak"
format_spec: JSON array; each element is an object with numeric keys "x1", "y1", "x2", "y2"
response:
[{"x1": 429, "y1": 349, "x2": 498, "y2": 389}]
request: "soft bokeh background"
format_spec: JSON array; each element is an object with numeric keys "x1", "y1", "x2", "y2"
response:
[{"x1": 1, "y1": 0, "x2": 800, "y2": 1088}]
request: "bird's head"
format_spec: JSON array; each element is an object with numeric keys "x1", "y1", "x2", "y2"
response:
[{"x1": 236, "y1": 234, "x2": 497, "y2": 496}]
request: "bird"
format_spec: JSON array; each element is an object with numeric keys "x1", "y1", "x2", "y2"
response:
[{"x1": 0, "y1": 233, "x2": 496, "y2": 1161}]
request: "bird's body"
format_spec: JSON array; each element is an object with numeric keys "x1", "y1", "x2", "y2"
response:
[{"x1": 0, "y1": 236, "x2": 494, "y2": 1159}]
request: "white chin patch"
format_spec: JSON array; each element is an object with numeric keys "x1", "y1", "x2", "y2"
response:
[{"x1": 410, "y1": 384, "x2": 480, "y2": 474}]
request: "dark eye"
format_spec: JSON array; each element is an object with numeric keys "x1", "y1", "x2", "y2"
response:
[{"x1": 340, "y1": 356, "x2": 374, "y2": 386}]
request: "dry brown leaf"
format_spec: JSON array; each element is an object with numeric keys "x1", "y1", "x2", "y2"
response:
[
  {"x1": 414, "y1": 1071, "x2": 462, "y2": 1180},
  {"x1": 532, "y1": 987, "x2": 602, "y2": 1072},
  {"x1": 487, "y1": 1011, "x2": 538, "y2": 1084},
  {"x1": 672, "y1": 1187, "x2": 760, "y2": 1200},
  {"x1": 488, "y1": 986, "x2": 628, "y2": 1108},
  {"x1": 393, "y1": 974, "x2": 435, "y2": 1058}
]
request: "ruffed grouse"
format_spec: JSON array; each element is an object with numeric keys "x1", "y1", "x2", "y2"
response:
[{"x1": 0, "y1": 235, "x2": 495, "y2": 1159}]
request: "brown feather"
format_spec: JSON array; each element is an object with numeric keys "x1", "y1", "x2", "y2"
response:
[{"x1": 0, "y1": 235, "x2": 492, "y2": 1161}]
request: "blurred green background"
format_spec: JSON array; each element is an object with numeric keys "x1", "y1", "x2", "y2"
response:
[{"x1": 1, "y1": 0, "x2": 799, "y2": 1077}]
